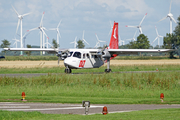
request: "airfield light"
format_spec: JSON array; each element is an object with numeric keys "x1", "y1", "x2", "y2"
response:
[
  {"x1": 102, "y1": 106, "x2": 108, "y2": 115},
  {"x1": 82, "y1": 101, "x2": 90, "y2": 115},
  {"x1": 21, "y1": 92, "x2": 26, "y2": 101},
  {"x1": 160, "y1": 93, "x2": 164, "y2": 102},
  {"x1": 156, "y1": 68, "x2": 158, "y2": 71}
]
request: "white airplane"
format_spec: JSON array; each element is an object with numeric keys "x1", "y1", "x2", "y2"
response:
[{"x1": 4, "y1": 22, "x2": 175, "y2": 73}]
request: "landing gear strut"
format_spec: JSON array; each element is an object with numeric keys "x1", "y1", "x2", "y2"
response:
[{"x1": 105, "y1": 58, "x2": 112, "y2": 73}]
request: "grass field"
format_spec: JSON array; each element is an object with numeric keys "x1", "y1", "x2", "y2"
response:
[
  {"x1": 0, "y1": 60, "x2": 180, "y2": 119},
  {"x1": 1, "y1": 108, "x2": 180, "y2": 120}
]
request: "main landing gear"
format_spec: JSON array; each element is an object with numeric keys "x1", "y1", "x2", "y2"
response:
[{"x1": 105, "y1": 57, "x2": 112, "y2": 73}]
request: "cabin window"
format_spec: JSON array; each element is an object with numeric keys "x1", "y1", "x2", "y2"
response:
[
  {"x1": 73, "y1": 52, "x2": 81, "y2": 58},
  {"x1": 83, "y1": 54, "x2": 85, "y2": 59},
  {"x1": 68, "y1": 52, "x2": 73, "y2": 57}
]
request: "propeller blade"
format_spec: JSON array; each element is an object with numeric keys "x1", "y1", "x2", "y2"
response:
[
  {"x1": 58, "y1": 57, "x2": 60, "y2": 65},
  {"x1": 139, "y1": 13, "x2": 147, "y2": 26}
]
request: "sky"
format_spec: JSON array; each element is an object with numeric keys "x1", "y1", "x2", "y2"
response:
[{"x1": 0, "y1": 0, "x2": 180, "y2": 49}]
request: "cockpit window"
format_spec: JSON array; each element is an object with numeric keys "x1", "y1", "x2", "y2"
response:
[
  {"x1": 68, "y1": 52, "x2": 73, "y2": 57},
  {"x1": 73, "y1": 52, "x2": 81, "y2": 58}
]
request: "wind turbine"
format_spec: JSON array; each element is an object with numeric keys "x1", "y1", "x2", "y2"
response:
[
  {"x1": 12, "y1": 5, "x2": 31, "y2": 55},
  {"x1": 94, "y1": 33, "x2": 106, "y2": 48},
  {"x1": 49, "y1": 20, "x2": 62, "y2": 46},
  {"x1": 126, "y1": 30, "x2": 137, "y2": 41},
  {"x1": 70, "y1": 36, "x2": 78, "y2": 48},
  {"x1": 12, "y1": 37, "x2": 20, "y2": 48},
  {"x1": 126, "y1": 13, "x2": 147, "y2": 35},
  {"x1": 82, "y1": 30, "x2": 89, "y2": 45},
  {"x1": 27, "y1": 12, "x2": 49, "y2": 54},
  {"x1": 151, "y1": 26, "x2": 163, "y2": 47},
  {"x1": 158, "y1": 0, "x2": 177, "y2": 34}
]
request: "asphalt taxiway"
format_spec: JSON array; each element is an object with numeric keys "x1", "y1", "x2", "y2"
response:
[{"x1": 0, "y1": 102, "x2": 180, "y2": 115}]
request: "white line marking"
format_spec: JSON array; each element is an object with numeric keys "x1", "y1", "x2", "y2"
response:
[
  {"x1": 0, "y1": 106, "x2": 30, "y2": 108},
  {"x1": 4, "y1": 106, "x2": 103, "y2": 111}
]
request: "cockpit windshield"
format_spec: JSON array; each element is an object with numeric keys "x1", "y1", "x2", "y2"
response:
[
  {"x1": 68, "y1": 52, "x2": 73, "y2": 57},
  {"x1": 73, "y1": 52, "x2": 81, "y2": 59}
]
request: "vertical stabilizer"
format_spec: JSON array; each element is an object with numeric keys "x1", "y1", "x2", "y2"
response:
[
  {"x1": 109, "y1": 22, "x2": 119, "y2": 49},
  {"x1": 108, "y1": 22, "x2": 118, "y2": 59}
]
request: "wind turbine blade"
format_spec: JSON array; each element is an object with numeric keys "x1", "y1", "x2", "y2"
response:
[
  {"x1": 126, "y1": 25, "x2": 138, "y2": 28},
  {"x1": 41, "y1": 28, "x2": 48, "y2": 39},
  {"x1": 171, "y1": 16, "x2": 177, "y2": 24},
  {"x1": 57, "y1": 29, "x2": 61, "y2": 38},
  {"x1": 27, "y1": 27, "x2": 38, "y2": 32},
  {"x1": 108, "y1": 21, "x2": 113, "y2": 35},
  {"x1": 158, "y1": 16, "x2": 167, "y2": 22},
  {"x1": 57, "y1": 19, "x2": 62, "y2": 28},
  {"x1": 95, "y1": 33, "x2": 99, "y2": 41},
  {"x1": 155, "y1": 26, "x2": 159, "y2": 35},
  {"x1": 11, "y1": 5, "x2": 19, "y2": 16},
  {"x1": 40, "y1": 11, "x2": 45, "y2": 26},
  {"x1": 139, "y1": 13, "x2": 147, "y2": 26},
  {"x1": 82, "y1": 30, "x2": 85, "y2": 39},
  {"x1": 169, "y1": 0, "x2": 172, "y2": 13},
  {"x1": 22, "y1": 12, "x2": 31, "y2": 17},
  {"x1": 16, "y1": 19, "x2": 20, "y2": 34},
  {"x1": 152, "y1": 37, "x2": 158, "y2": 44},
  {"x1": 83, "y1": 39, "x2": 89, "y2": 45},
  {"x1": 133, "y1": 30, "x2": 137, "y2": 38}
]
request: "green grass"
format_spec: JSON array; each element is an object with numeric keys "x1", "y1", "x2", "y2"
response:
[
  {"x1": 0, "y1": 71, "x2": 180, "y2": 104},
  {"x1": 1, "y1": 64, "x2": 180, "y2": 74},
  {"x1": 0, "y1": 108, "x2": 180, "y2": 120}
]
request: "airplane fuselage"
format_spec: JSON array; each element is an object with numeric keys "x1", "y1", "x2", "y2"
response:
[{"x1": 64, "y1": 49, "x2": 104, "y2": 69}]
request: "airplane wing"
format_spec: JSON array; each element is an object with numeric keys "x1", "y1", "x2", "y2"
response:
[
  {"x1": 3, "y1": 48, "x2": 68, "y2": 54},
  {"x1": 108, "y1": 49, "x2": 175, "y2": 55}
]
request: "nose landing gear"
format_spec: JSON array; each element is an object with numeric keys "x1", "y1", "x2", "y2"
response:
[{"x1": 65, "y1": 66, "x2": 72, "y2": 73}]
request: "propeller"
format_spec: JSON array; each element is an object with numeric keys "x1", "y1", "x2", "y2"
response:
[{"x1": 56, "y1": 50, "x2": 69, "y2": 65}]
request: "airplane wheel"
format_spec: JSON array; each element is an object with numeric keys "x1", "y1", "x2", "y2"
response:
[
  {"x1": 105, "y1": 69, "x2": 111, "y2": 73},
  {"x1": 65, "y1": 69, "x2": 72, "y2": 74}
]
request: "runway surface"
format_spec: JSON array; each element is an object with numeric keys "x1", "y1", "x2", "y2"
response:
[{"x1": 0, "y1": 102, "x2": 180, "y2": 115}]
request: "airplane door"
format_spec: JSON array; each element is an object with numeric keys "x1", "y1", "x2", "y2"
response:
[{"x1": 82, "y1": 53, "x2": 92, "y2": 68}]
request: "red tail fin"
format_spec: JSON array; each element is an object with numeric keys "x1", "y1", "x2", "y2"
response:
[
  {"x1": 109, "y1": 22, "x2": 119, "y2": 49},
  {"x1": 109, "y1": 22, "x2": 118, "y2": 60}
]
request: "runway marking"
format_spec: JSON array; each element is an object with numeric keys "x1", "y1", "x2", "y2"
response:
[
  {"x1": 0, "y1": 106, "x2": 30, "y2": 109},
  {"x1": 3, "y1": 105, "x2": 103, "y2": 111}
]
